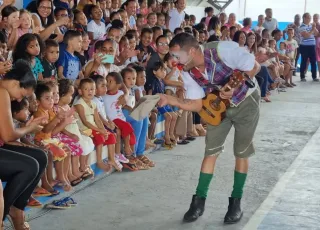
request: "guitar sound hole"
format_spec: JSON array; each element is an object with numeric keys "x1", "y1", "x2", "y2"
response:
[{"x1": 210, "y1": 100, "x2": 220, "y2": 111}]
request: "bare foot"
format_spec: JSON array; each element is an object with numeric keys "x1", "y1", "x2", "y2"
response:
[
  {"x1": 55, "y1": 178, "x2": 72, "y2": 192},
  {"x1": 63, "y1": 183, "x2": 72, "y2": 192},
  {"x1": 189, "y1": 129, "x2": 199, "y2": 137},
  {"x1": 109, "y1": 160, "x2": 122, "y2": 172}
]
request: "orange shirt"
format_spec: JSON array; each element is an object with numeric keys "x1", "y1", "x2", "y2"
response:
[{"x1": 34, "y1": 107, "x2": 56, "y2": 141}]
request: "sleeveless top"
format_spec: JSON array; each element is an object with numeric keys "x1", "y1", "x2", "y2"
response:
[{"x1": 74, "y1": 97, "x2": 97, "y2": 131}]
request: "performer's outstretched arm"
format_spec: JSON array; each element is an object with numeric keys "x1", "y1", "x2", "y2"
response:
[{"x1": 158, "y1": 94, "x2": 203, "y2": 112}]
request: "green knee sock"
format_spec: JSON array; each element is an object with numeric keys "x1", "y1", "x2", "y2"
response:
[
  {"x1": 231, "y1": 171, "x2": 247, "y2": 198},
  {"x1": 195, "y1": 172, "x2": 213, "y2": 198}
]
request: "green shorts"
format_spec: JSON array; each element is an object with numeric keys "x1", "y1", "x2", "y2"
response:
[{"x1": 204, "y1": 89, "x2": 260, "y2": 158}]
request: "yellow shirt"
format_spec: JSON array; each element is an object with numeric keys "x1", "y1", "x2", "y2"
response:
[{"x1": 74, "y1": 97, "x2": 97, "y2": 131}]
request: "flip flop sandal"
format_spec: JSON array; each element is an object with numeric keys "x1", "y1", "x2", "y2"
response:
[
  {"x1": 49, "y1": 189, "x2": 60, "y2": 197},
  {"x1": 70, "y1": 178, "x2": 83, "y2": 187},
  {"x1": 153, "y1": 139, "x2": 164, "y2": 145},
  {"x1": 54, "y1": 181, "x2": 65, "y2": 187},
  {"x1": 122, "y1": 162, "x2": 139, "y2": 171},
  {"x1": 163, "y1": 142, "x2": 173, "y2": 149},
  {"x1": 45, "y1": 200, "x2": 71, "y2": 209},
  {"x1": 27, "y1": 199, "x2": 42, "y2": 208},
  {"x1": 170, "y1": 138, "x2": 177, "y2": 144},
  {"x1": 186, "y1": 136, "x2": 196, "y2": 141},
  {"x1": 54, "y1": 181, "x2": 72, "y2": 191},
  {"x1": 32, "y1": 187, "x2": 52, "y2": 197},
  {"x1": 83, "y1": 166, "x2": 94, "y2": 176},
  {"x1": 81, "y1": 170, "x2": 94, "y2": 180},
  {"x1": 177, "y1": 140, "x2": 190, "y2": 145},
  {"x1": 61, "y1": 197, "x2": 78, "y2": 207}
]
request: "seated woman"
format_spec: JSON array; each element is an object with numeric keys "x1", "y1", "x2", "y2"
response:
[
  {"x1": 0, "y1": 60, "x2": 48, "y2": 230},
  {"x1": 246, "y1": 32, "x2": 274, "y2": 102}
]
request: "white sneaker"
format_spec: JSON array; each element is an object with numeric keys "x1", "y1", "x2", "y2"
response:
[
  {"x1": 115, "y1": 154, "x2": 129, "y2": 163},
  {"x1": 115, "y1": 159, "x2": 123, "y2": 170}
]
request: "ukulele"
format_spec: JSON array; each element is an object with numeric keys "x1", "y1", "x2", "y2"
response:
[{"x1": 198, "y1": 72, "x2": 245, "y2": 126}]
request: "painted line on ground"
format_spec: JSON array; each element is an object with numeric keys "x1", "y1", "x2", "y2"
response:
[{"x1": 243, "y1": 126, "x2": 320, "y2": 230}]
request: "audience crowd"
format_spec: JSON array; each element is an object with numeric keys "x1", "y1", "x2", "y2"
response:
[{"x1": 0, "y1": 0, "x2": 319, "y2": 228}]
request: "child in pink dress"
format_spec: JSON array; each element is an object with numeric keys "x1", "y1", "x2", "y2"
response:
[
  {"x1": 45, "y1": 81, "x2": 85, "y2": 187},
  {"x1": 58, "y1": 79, "x2": 95, "y2": 180}
]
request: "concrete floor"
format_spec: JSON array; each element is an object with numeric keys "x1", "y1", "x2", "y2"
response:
[{"x1": 8, "y1": 75, "x2": 320, "y2": 230}]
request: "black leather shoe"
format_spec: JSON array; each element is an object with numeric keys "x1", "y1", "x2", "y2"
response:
[
  {"x1": 224, "y1": 197, "x2": 243, "y2": 224},
  {"x1": 183, "y1": 195, "x2": 206, "y2": 222}
]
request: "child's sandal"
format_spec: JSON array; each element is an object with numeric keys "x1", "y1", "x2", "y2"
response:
[
  {"x1": 163, "y1": 142, "x2": 173, "y2": 149},
  {"x1": 27, "y1": 198, "x2": 42, "y2": 208},
  {"x1": 45, "y1": 200, "x2": 71, "y2": 209},
  {"x1": 170, "y1": 139, "x2": 177, "y2": 145},
  {"x1": 49, "y1": 189, "x2": 60, "y2": 197},
  {"x1": 32, "y1": 187, "x2": 52, "y2": 197},
  {"x1": 61, "y1": 197, "x2": 78, "y2": 206},
  {"x1": 70, "y1": 177, "x2": 83, "y2": 187}
]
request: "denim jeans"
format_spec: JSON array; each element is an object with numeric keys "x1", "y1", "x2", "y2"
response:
[
  {"x1": 122, "y1": 109, "x2": 148, "y2": 156},
  {"x1": 257, "y1": 66, "x2": 273, "y2": 97}
]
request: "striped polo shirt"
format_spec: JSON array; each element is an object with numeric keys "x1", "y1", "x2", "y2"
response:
[{"x1": 299, "y1": 23, "x2": 316, "y2": 46}]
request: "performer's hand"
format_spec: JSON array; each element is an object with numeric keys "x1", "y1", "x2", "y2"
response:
[
  {"x1": 157, "y1": 94, "x2": 168, "y2": 107},
  {"x1": 219, "y1": 86, "x2": 234, "y2": 100}
]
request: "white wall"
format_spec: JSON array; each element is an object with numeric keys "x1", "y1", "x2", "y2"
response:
[
  {"x1": 185, "y1": 6, "x2": 206, "y2": 23},
  {"x1": 15, "y1": 0, "x2": 23, "y2": 10},
  {"x1": 224, "y1": 0, "x2": 320, "y2": 22},
  {"x1": 306, "y1": 0, "x2": 320, "y2": 17}
]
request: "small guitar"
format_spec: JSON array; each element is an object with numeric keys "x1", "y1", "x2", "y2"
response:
[{"x1": 198, "y1": 72, "x2": 245, "y2": 126}]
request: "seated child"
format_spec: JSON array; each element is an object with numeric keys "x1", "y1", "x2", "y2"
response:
[
  {"x1": 132, "y1": 65, "x2": 157, "y2": 148},
  {"x1": 148, "y1": 61, "x2": 177, "y2": 149},
  {"x1": 121, "y1": 67, "x2": 155, "y2": 168},
  {"x1": 23, "y1": 94, "x2": 59, "y2": 196},
  {"x1": 74, "y1": 78, "x2": 117, "y2": 172},
  {"x1": 90, "y1": 74, "x2": 124, "y2": 171},
  {"x1": 103, "y1": 72, "x2": 140, "y2": 171},
  {"x1": 34, "y1": 83, "x2": 71, "y2": 191},
  {"x1": 278, "y1": 42, "x2": 287, "y2": 56},
  {"x1": 42, "y1": 39, "x2": 59, "y2": 81},
  {"x1": 46, "y1": 81, "x2": 85, "y2": 187},
  {"x1": 58, "y1": 79, "x2": 96, "y2": 178},
  {"x1": 258, "y1": 39, "x2": 283, "y2": 89}
]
